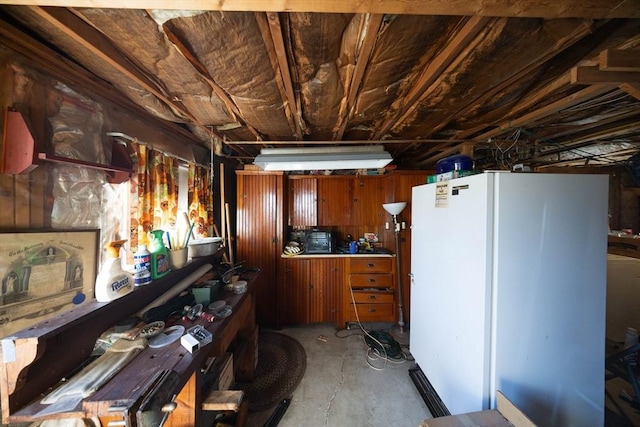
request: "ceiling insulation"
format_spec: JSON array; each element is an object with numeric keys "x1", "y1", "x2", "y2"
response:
[{"x1": 0, "y1": 1, "x2": 638, "y2": 170}]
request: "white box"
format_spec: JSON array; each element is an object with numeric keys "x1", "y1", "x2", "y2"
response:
[{"x1": 181, "y1": 333, "x2": 200, "y2": 353}]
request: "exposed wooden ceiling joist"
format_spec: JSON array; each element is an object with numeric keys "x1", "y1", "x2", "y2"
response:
[
  {"x1": 372, "y1": 16, "x2": 490, "y2": 141},
  {"x1": 262, "y1": 11, "x2": 304, "y2": 139},
  {"x1": 571, "y1": 65, "x2": 640, "y2": 84},
  {"x1": 2, "y1": 0, "x2": 639, "y2": 19},
  {"x1": 334, "y1": 13, "x2": 383, "y2": 140},
  {"x1": 600, "y1": 48, "x2": 640, "y2": 71},
  {"x1": 1, "y1": 2, "x2": 638, "y2": 171},
  {"x1": 621, "y1": 82, "x2": 640, "y2": 100},
  {"x1": 475, "y1": 84, "x2": 618, "y2": 140}
]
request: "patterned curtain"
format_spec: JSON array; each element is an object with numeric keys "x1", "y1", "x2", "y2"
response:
[
  {"x1": 130, "y1": 146, "x2": 179, "y2": 250},
  {"x1": 126, "y1": 145, "x2": 212, "y2": 263},
  {"x1": 188, "y1": 163, "x2": 213, "y2": 239}
]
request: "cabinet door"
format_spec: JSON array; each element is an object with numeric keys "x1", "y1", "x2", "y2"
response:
[
  {"x1": 236, "y1": 172, "x2": 284, "y2": 326},
  {"x1": 279, "y1": 258, "x2": 310, "y2": 325},
  {"x1": 288, "y1": 178, "x2": 317, "y2": 227},
  {"x1": 309, "y1": 258, "x2": 344, "y2": 323},
  {"x1": 352, "y1": 176, "x2": 387, "y2": 226},
  {"x1": 318, "y1": 177, "x2": 352, "y2": 226}
]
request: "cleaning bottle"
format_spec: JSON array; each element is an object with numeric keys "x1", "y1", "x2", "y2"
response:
[
  {"x1": 95, "y1": 240, "x2": 134, "y2": 302},
  {"x1": 133, "y1": 244, "x2": 152, "y2": 286},
  {"x1": 149, "y1": 229, "x2": 170, "y2": 279}
]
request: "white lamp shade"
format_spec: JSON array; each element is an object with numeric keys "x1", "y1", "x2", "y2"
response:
[{"x1": 383, "y1": 202, "x2": 407, "y2": 215}]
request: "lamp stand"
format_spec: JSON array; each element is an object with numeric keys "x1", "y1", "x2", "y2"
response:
[{"x1": 390, "y1": 214, "x2": 410, "y2": 346}]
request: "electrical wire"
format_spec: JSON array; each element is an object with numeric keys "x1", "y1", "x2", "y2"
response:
[{"x1": 338, "y1": 284, "x2": 408, "y2": 370}]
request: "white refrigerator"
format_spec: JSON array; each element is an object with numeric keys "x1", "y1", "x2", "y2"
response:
[{"x1": 410, "y1": 172, "x2": 608, "y2": 427}]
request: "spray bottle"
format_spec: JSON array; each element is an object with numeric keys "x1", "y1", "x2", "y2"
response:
[
  {"x1": 149, "y1": 229, "x2": 170, "y2": 279},
  {"x1": 95, "y1": 240, "x2": 134, "y2": 302}
]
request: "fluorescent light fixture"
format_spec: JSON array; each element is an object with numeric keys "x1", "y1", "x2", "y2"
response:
[{"x1": 253, "y1": 145, "x2": 392, "y2": 171}]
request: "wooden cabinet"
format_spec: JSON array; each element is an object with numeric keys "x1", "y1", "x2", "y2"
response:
[
  {"x1": 309, "y1": 257, "x2": 344, "y2": 324},
  {"x1": 278, "y1": 258, "x2": 310, "y2": 325},
  {"x1": 318, "y1": 177, "x2": 353, "y2": 226},
  {"x1": 344, "y1": 257, "x2": 396, "y2": 324},
  {"x1": 288, "y1": 177, "x2": 317, "y2": 227},
  {"x1": 236, "y1": 171, "x2": 285, "y2": 326},
  {"x1": 278, "y1": 257, "x2": 345, "y2": 326},
  {"x1": 352, "y1": 176, "x2": 387, "y2": 226}
]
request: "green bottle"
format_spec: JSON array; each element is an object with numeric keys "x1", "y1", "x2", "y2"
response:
[{"x1": 148, "y1": 229, "x2": 170, "y2": 279}]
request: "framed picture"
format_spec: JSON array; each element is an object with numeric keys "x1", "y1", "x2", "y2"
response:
[{"x1": 0, "y1": 229, "x2": 99, "y2": 337}]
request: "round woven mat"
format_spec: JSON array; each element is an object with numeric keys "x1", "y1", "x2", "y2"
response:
[{"x1": 240, "y1": 331, "x2": 307, "y2": 412}]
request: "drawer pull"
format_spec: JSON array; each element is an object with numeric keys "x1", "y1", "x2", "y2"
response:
[
  {"x1": 368, "y1": 295, "x2": 376, "y2": 300},
  {"x1": 367, "y1": 263, "x2": 374, "y2": 268},
  {"x1": 368, "y1": 308, "x2": 376, "y2": 313},
  {"x1": 368, "y1": 278, "x2": 375, "y2": 283}
]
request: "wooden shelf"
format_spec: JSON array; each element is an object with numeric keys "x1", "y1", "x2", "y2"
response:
[
  {"x1": 2, "y1": 108, "x2": 134, "y2": 183},
  {"x1": 37, "y1": 152, "x2": 133, "y2": 183}
]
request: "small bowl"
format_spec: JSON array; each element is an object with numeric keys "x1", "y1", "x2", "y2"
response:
[
  {"x1": 233, "y1": 280, "x2": 247, "y2": 294},
  {"x1": 139, "y1": 321, "x2": 165, "y2": 338}
]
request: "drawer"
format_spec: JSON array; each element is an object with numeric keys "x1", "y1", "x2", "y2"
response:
[
  {"x1": 350, "y1": 273, "x2": 392, "y2": 288},
  {"x1": 349, "y1": 303, "x2": 394, "y2": 322},
  {"x1": 352, "y1": 291, "x2": 393, "y2": 304},
  {"x1": 350, "y1": 257, "x2": 393, "y2": 273}
]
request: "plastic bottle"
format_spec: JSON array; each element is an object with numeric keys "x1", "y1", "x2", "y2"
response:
[
  {"x1": 95, "y1": 240, "x2": 134, "y2": 302},
  {"x1": 133, "y1": 244, "x2": 152, "y2": 286},
  {"x1": 149, "y1": 229, "x2": 170, "y2": 279}
]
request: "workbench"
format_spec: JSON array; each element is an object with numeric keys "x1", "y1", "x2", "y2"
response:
[{"x1": 0, "y1": 252, "x2": 259, "y2": 426}]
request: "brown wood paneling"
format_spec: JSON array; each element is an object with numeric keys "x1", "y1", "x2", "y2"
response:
[
  {"x1": 309, "y1": 257, "x2": 344, "y2": 323},
  {"x1": 288, "y1": 177, "x2": 317, "y2": 227},
  {"x1": 352, "y1": 176, "x2": 387, "y2": 226},
  {"x1": 236, "y1": 171, "x2": 284, "y2": 326},
  {"x1": 279, "y1": 258, "x2": 309, "y2": 325},
  {"x1": 318, "y1": 177, "x2": 352, "y2": 226}
]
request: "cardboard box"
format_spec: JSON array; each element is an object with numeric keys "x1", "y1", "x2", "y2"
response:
[{"x1": 419, "y1": 392, "x2": 536, "y2": 427}]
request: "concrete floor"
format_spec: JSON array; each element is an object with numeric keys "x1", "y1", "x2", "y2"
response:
[{"x1": 260, "y1": 323, "x2": 432, "y2": 427}]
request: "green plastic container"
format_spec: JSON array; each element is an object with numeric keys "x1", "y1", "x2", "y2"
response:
[{"x1": 149, "y1": 229, "x2": 170, "y2": 279}]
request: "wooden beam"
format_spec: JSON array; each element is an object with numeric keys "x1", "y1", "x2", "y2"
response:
[
  {"x1": 600, "y1": 49, "x2": 640, "y2": 72},
  {"x1": 261, "y1": 12, "x2": 304, "y2": 139},
  {"x1": 161, "y1": 21, "x2": 263, "y2": 143},
  {"x1": 32, "y1": 7, "x2": 199, "y2": 121},
  {"x1": 421, "y1": 19, "x2": 594, "y2": 140},
  {"x1": 393, "y1": 17, "x2": 594, "y2": 161},
  {"x1": 571, "y1": 65, "x2": 640, "y2": 84},
  {"x1": 476, "y1": 83, "x2": 617, "y2": 140},
  {"x1": 0, "y1": 18, "x2": 209, "y2": 148},
  {"x1": 373, "y1": 16, "x2": 490, "y2": 140},
  {"x1": 456, "y1": 73, "x2": 572, "y2": 139},
  {"x1": 620, "y1": 82, "x2": 640, "y2": 100},
  {"x1": 335, "y1": 13, "x2": 384, "y2": 140},
  {"x1": 1, "y1": 0, "x2": 638, "y2": 19}
]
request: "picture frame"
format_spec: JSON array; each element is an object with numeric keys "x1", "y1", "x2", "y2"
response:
[{"x1": 0, "y1": 229, "x2": 99, "y2": 337}]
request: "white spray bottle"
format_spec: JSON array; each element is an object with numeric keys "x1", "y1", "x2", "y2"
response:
[{"x1": 95, "y1": 239, "x2": 134, "y2": 302}]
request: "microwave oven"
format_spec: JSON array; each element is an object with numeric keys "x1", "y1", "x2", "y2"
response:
[{"x1": 305, "y1": 231, "x2": 333, "y2": 254}]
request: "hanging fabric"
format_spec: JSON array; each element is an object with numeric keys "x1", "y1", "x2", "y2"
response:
[
  {"x1": 188, "y1": 163, "x2": 214, "y2": 239},
  {"x1": 130, "y1": 145, "x2": 179, "y2": 249}
]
